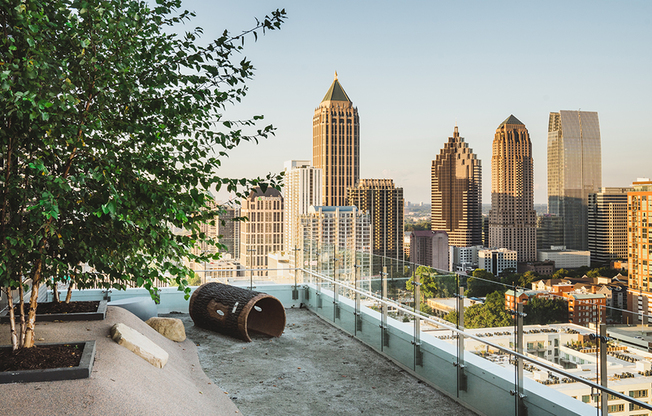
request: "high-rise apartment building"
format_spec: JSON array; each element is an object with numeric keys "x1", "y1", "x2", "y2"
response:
[
  {"x1": 536, "y1": 214, "x2": 564, "y2": 251},
  {"x1": 547, "y1": 110, "x2": 602, "y2": 250},
  {"x1": 313, "y1": 73, "x2": 360, "y2": 207},
  {"x1": 488, "y1": 115, "x2": 536, "y2": 262},
  {"x1": 347, "y1": 179, "x2": 404, "y2": 260},
  {"x1": 410, "y1": 230, "x2": 449, "y2": 271},
  {"x1": 588, "y1": 187, "x2": 630, "y2": 265},
  {"x1": 431, "y1": 126, "x2": 482, "y2": 247},
  {"x1": 627, "y1": 179, "x2": 652, "y2": 293},
  {"x1": 239, "y1": 187, "x2": 283, "y2": 276},
  {"x1": 217, "y1": 203, "x2": 241, "y2": 260},
  {"x1": 299, "y1": 206, "x2": 372, "y2": 280},
  {"x1": 282, "y1": 160, "x2": 322, "y2": 254}
]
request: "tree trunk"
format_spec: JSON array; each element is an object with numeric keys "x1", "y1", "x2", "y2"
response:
[
  {"x1": 18, "y1": 277, "x2": 25, "y2": 348},
  {"x1": 52, "y1": 281, "x2": 60, "y2": 303},
  {"x1": 6, "y1": 287, "x2": 18, "y2": 351},
  {"x1": 65, "y1": 281, "x2": 73, "y2": 303},
  {"x1": 22, "y1": 260, "x2": 42, "y2": 348}
]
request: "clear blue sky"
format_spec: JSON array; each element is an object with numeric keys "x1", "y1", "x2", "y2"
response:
[{"x1": 179, "y1": 0, "x2": 652, "y2": 204}]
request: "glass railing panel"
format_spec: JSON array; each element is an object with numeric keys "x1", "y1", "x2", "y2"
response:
[{"x1": 415, "y1": 333, "x2": 459, "y2": 397}]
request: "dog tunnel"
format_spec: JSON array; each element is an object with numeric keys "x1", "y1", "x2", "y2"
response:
[{"x1": 189, "y1": 282, "x2": 286, "y2": 342}]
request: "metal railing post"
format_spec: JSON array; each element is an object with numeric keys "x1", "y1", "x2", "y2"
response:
[
  {"x1": 333, "y1": 258, "x2": 339, "y2": 321},
  {"x1": 381, "y1": 266, "x2": 389, "y2": 349},
  {"x1": 514, "y1": 302, "x2": 527, "y2": 416},
  {"x1": 355, "y1": 260, "x2": 362, "y2": 333},
  {"x1": 413, "y1": 266, "x2": 422, "y2": 367},
  {"x1": 455, "y1": 277, "x2": 467, "y2": 393},
  {"x1": 600, "y1": 323, "x2": 608, "y2": 415}
]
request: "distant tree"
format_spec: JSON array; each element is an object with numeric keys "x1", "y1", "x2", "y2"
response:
[
  {"x1": 405, "y1": 220, "x2": 431, "y2": 231},
  {"x1": 406, "y1": 266, "x2": 456, "y2": 300},
  {"x1": 553, "y1": 268, "x2": 570, "y2": 279},
  {"x1": 524, "y1": 297, "x2": 567, "y2": 325},
  {"x1": 466, "y1": 269, "x2": 502, "y2": 298},
  {"x1": 464, "y1": 291, "x2": 513, "y2": 329}
]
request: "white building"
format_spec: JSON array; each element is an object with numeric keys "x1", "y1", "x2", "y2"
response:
[
  {"x1": 478, "y1": 248, "x2": 518, "y2": 276},
  {"x1": 282, "y1": 160, "x2": 322, "y2": 254},
  {"x1": 450, "y1": 245, "x2": 485, "y2": 273},
  {"x1": 538, "y1": 246, "x2": 591, "y2": 269}
]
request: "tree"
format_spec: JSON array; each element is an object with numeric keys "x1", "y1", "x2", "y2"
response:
[
  {"x1": 465, "y1": 269, "x2": 501, "y2": 298},
  {"x1": 406, "y1": 265, "x2": 456, "y2": 300},
  {"x1": 523, "y1": 297, "x2": 567, "y2": 325},
  {"x1": 552, "y1": 268, "x2": 570, "y2": 279},
  {"x1": 1, "y1": 0, "x2": 285, "y2": 349},
  {"x1": 463, "y1": 291, "x2": 513, "y2": 329}
]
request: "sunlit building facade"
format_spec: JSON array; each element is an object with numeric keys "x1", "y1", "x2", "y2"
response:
[
  {"x1": 313, "y1": 73, "x2": 359, "y2": 207},
  {"x1": 431, "y1": 126, "x2": 482, "y2": 247},
  {"x1": 488, "y1": 115, "x2": 537, "y2": 262},
  {"x1": 347, "y1": 179, "x2": 404, "y2": 260}
]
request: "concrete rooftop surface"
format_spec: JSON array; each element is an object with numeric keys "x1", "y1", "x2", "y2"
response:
[
  {"x1": 176, "y1": 307, "x2": 478, "y2": 416},
  {"x1": 0, "y1": 305, "x2": 477, "y2": 415}
]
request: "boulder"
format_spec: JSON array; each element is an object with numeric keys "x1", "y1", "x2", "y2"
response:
[
  {"x1": 146, "y1": 317, "x2": 186, "y2": 342},
  {"x1": 111, "y1": 323, "x2": 169, "y2": 368}
]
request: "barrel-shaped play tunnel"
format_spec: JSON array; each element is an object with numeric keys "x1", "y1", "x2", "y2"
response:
[{"x1": 189, "y1": 282, "x2": 286, "y2": 342}]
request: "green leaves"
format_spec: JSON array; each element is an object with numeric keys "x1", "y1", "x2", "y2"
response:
[{"x1": 0, "y1": 0, "x2": 285, "y2": 333}]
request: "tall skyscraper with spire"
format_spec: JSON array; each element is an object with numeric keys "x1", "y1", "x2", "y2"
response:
[
  {"x1": 489, "y1": 115, "x2": 536, "y2": 262},
  {"x1": 547, "y1": 110, "x2": 602, "y2": 250},
  {"x1": 313, "y1": 73, "x2": 360, "y2": 207},
  {"x1": 431, "y1": 125, "x2": 482, "y2": 247}
]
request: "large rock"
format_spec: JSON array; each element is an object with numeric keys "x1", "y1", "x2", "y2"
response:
[
  {"x1": 111, "y1": 323, "x2": 169, "y2": 368},
  {"x1": 146, "y1": 317, "x2": 186, "y2": 342}
]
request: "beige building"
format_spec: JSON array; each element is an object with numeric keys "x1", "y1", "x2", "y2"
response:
[
  {"x1": 627, "y1": 180, "x2": 652, "y2": 318},
  {"x1": 431, "y1": 125, "x2": 482, "y2": 247},
  {"x1": 347, "y1": 179, "x2": 404, "y2": 260},
  {"x1": 488, "y1": 115, "x2": 537, "y2": 262},
  {"x1": 313, "y1": 73, "x2": 359, "y2": 207},
  {"x1": 239, "y1": 187, "x2": 283, "y2": 276},
  {"x1": 410, "y1": 230, "x2": 448, "y2": 271},
  {"x1": 283, "y1": 160, "x2": 322, "y2": 254},
  {"x1": 588, "y1": 187, "x2": 630, "y2": 265}
]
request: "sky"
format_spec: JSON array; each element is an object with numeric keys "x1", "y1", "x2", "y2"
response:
[{"x1": 177, "y1": 0, "x2": 652, "y2": 205}]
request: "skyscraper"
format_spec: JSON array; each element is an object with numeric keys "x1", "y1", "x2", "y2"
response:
[
  {"x1": 547, "y1": 110, "x2": 602, "y2": 250},
  {"x1": 488, "y1": 115, "x2": 536, "y2": 262},
  {"x1": 431, "y1": 126, "x2": 482, "y2": 247},
  {"x1": 347, "y1": 179, "x2": 404, "y2": 260},
  {"x1": 627, "y1": 179, "x2": 652, "y2": 292},
  {"x1": 313, "y1": 73, "x2": 360, "y2": 207},
  {"x1": 588, "y1": 187, "x2": 630, "y2": 265},
  {"x1": 282, "y1": 160, "x2": 322, "y2": 254}
]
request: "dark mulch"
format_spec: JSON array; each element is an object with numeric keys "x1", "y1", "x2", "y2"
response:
[
  {"x1": 0, "y1": 344, "x2": 83, "y2": 371},
  {"x1": 33, "y1": 301, "x2": 100, "y2": 314}
]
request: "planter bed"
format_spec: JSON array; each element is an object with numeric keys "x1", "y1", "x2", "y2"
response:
[
  {"x1": 0, "y1": 340, "x2": 96, "y2": 384},
  {"x1": 0, "y1": 300, "x2": 107, "y2": 323}
]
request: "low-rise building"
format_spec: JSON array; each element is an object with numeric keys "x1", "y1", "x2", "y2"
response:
[
  {"x1": 537, "y1": 246, "x2": 590, "y2": 269},
  {"x1": 478, "y1": 248, "x2": 517, "y2": 276}
]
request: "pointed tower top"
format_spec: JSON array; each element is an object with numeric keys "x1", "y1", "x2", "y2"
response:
[
  {"x1": 498, "y1": 114, "x2": 524, "y2": 128},
  {"x1": 321, "y1": 75, "x2": 351, "y2": 103},
  {"x1": 454, "y1": 124, "x2": 459, "y2": 136}
]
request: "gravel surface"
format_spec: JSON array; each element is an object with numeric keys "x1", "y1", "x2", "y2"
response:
[{"x1": 178, "y1": 307, "x2": 478, "y2": 416}]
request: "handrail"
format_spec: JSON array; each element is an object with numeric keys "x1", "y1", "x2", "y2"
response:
[{"x1": 301, "y1": 267, "x2": 652, "y2": 411}]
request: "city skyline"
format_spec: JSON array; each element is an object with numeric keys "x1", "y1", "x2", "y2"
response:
[{"x1": 185, "y1": 1, "x2": 652, "y2": 205}]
